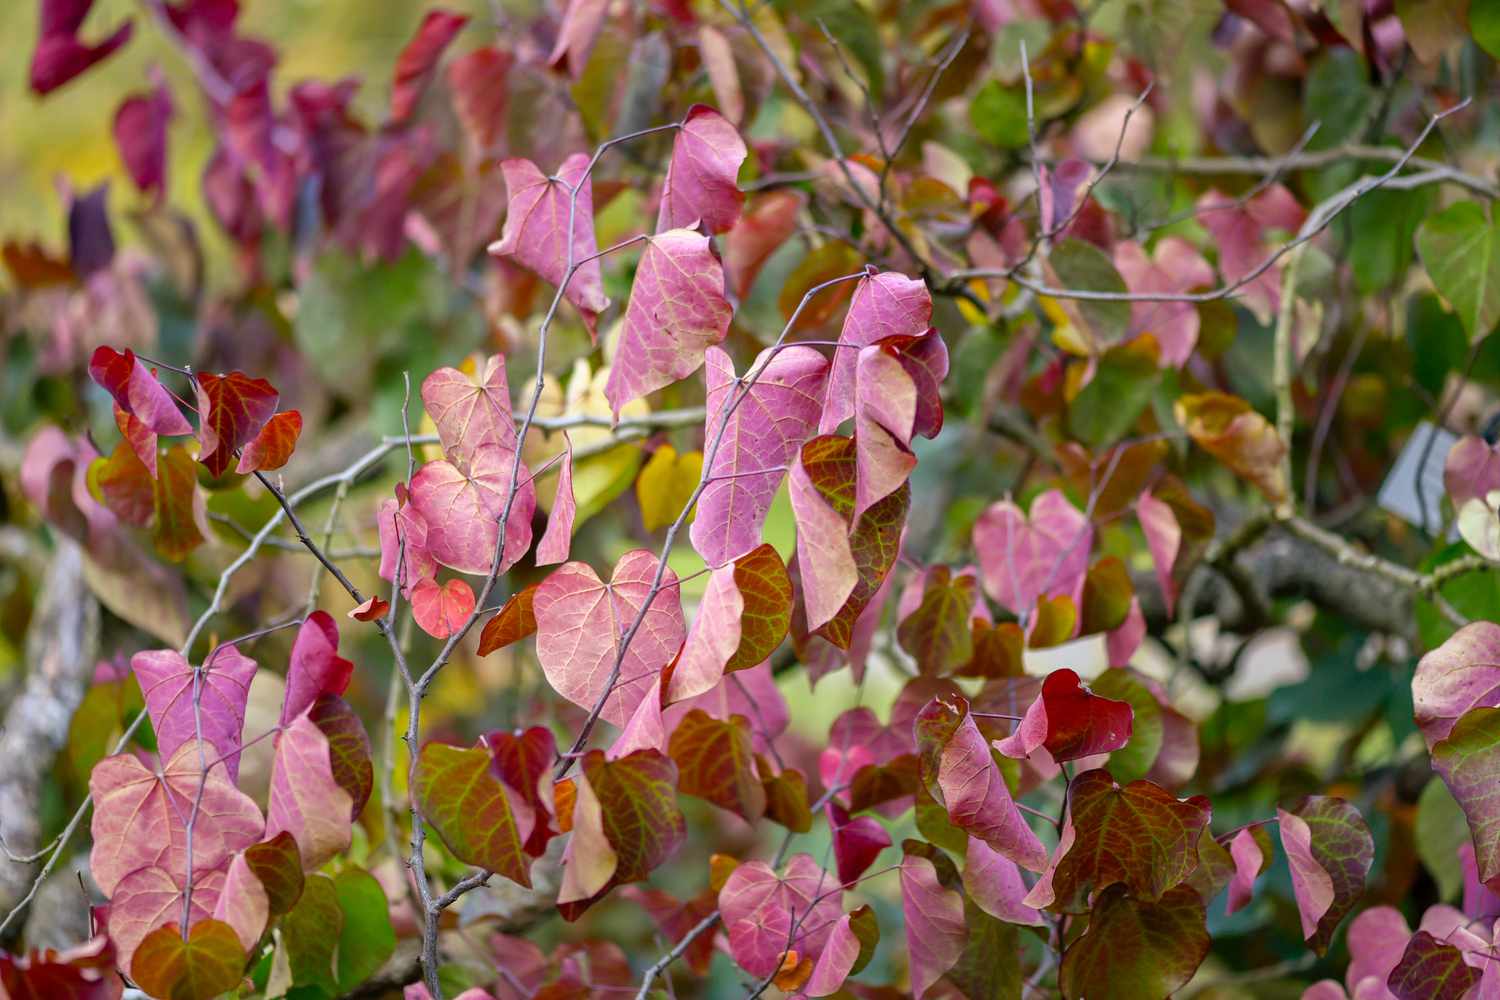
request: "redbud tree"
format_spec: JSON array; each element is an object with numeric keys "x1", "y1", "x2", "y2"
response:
[{"x1": 3, "y1": 1, "x2": 1500, "y2": 999}]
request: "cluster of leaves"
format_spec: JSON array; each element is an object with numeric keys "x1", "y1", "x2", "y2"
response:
[{"x1": 6, "y1": 0, "x2": 1500, "y2": 999}]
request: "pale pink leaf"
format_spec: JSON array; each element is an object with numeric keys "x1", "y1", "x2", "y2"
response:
[
  {"x1": 690, "y1": 344, "x2": 828, "y2": 567},
  {"x1": 900, "y1": 853, "x2": 967, "y2": 998},
  {"x1": 489, "y1": 154, "x2": 609, "y2": 335},
  {"x1": 377, "y1": 491, "x2": 437, "y2": 590},
  {"x1": 1344, "y1": 905, "x2": 1411, "y2": 997},
  {"x1": 422, "y1": 355, "x2": 516, "y2": 468},
  {"x1": 853, "y1": 344, "x2": 918, "y2": 520},
  {"x1": 407, "y1": 443, "x2": 535, "y2": 575},
  {"x1": 964, "y1": 836, "x2": 1046, "y2": 926},
  {"x1": 266, "y1": 711, "x2": 355, "y2": 870},
  {"x1": 1197, "y1": 184, "x2": 1306, "y2": 324},
  {"x1": 973, "y1": 488, "x2": 1092, "y2": 616},
  {"x1": 280, "y1": 610, "x2": 353, "y2": 726},
  {"x1": 535, "y1": 432, "x2": 576, "y2": 566},
  {"x1": 131, "y1": 645, "x2": 257, "y2": 783},
  {"x1": 1106, "y1": 597, "x2": 1146, "y2": 667},
  {"x1": 788, "y1": 448, "x2": 859, "y2": 632},
  {"x1": 718, "y1": 854, "x2": 843, "y2": 978},
  {"x1": 533, "y1": 550, "x2": 685, "y2": 726},
  {"x1": 1113, "y1": 237, "x2": 1214, "y2": 366},
  {"x1": 821, "y1": 271, "x2": 933, "y2": 434},
  {"x1": 1445, "y1": 435, "x2": 1500, "y2": 510},
  {"x1": 656, "y1": 104, "x2": 747, "y2": 235},
  {"x1": 604, "y1": 229, "x2": 733, "y2": 419},
  {"x1": 213, "y1": 851, "x2": 270, "y2": 951},
  {"x1": 1039, "y1": 158, "x2": 1091, "y2": 233},
  {"x1": 1137, "y1": 487, "x2": 1184, "y2": 616},
  {"x1": 611, "y1": 677, "x2": 666, "y2": 760},
  {"x1": 558, "y1": 768, "x2": 617, "y2": 904},
  {"x1": 88, "y1": 743, "x2": 264, "y2": 897}
]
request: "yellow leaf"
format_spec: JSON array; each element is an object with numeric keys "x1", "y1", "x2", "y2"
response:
[{"x1": 636, "y1": 444, "x2": 703, "y2": 532}]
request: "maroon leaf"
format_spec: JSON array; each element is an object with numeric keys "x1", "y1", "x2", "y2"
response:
[
  {"x1": 1387, "y1": 930, "x2": 1481, "y2": 1000},
  {"x1": 307, "y1": 694, "x2": 374, "y2": 821},
  {"x1": 113, "y1": 74, "x2": 173, "y2": 200},
  {"x1": 827, "y1": 801, "x2": 890, "y2": 886},
  {"x1": 487, "y1": 726, "x2": 558, "y2": 857},
  {"x1": 194, "y1": 370, "x2": 278, "y2": 477},
  {"x1": 280, "y1": 611, "x2": 353, "y2": 726},
  {"x1": 1058, "y1": 884, "x2": 1210, "y2": 1000},
  {"x1": 30, "y1": 0, "x2": 135, "y2": 95},
  {"x1": 994, "y1": 668, "x2": 1134, "y2": 763},
  {"x1": 389, "y1": 9, "x2": 469, "y2": 124}
]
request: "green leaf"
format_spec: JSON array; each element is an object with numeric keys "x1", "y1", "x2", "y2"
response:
[
  {"x1": 971, "y1": 80, "x2": 1030, "y2": 149},
  {"x1": 131, "y1": 919, "x2": 246, "y2": 1000},
  {"x1": 1432, "y1": 706, "x2": 1500, "y2": 891},
  {"x1": 1059, "y1": 885, "x2": 1210, "y2": 1000},
  {"x1": 332, "y1": 867, "x2": 396, "y2": 992},
  {"x1": 1417, "y1": 201, "x2": 1500, "y2": 341},
  {"x1": 1046, "y1": 239, "x2": 1132, "y2": 347},
  {"x1": 945, "y1": 900, "x2": 1020, "y2": 1000},
  {"x1": 1476, "y1": 1, "x2": 1500, "y2": 59},
  {"x1": 1090, "y1": 670, "x2": 1164, "y2": 785},
  {"x1": 283, "y1": 873, "x2": 342, "y2": 993},
  {"x1": 1303, "y1": 49, "x2": 1373, "y2": 150},
  {"x1": 896, "y1": 566, "x2": 976, "y2": 676},
  {"x1": 1068, "y1": 337, "x2": 1163, "y2": 449},
  {"x1": 1416, "y1": 778, "x2": 1469, "y2": 901},
  {"x1": 668, "y1": 710, "x2": 766, "y2": 823},
  {"x1": 1348, "y1": 185, "x2": 1434, "y2": 294},
  {"x1": 582, "y1": 748, "x2": 686, "y2": 883},
  {"x1": 413, "y1": 741, "x2": 531, "y2": 888},
  {"x1": 244, "y1": 832, "x2": 305, "y2": 916}
]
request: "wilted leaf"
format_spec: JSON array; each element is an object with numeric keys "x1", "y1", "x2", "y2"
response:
[{"x1": 1176, "y1": 391, "x2": 1288, "y2": 504}]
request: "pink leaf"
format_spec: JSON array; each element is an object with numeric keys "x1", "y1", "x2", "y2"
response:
[
  {"x1": 1039, "y1": 158, "x2": 1091, "y2": 233},
  {"x1": 407, "y1": 443, "x2": 535, "y2": 575},
  {"x1": 963, "y1": 837, "x2": 1046, "y2": 926},
  {"x1": 1196, "y1": 184, "x2": 1306, "y2": 324},
  {"x1": 1137, "y1": 487, "x2": 1185, "y2": 616},
  {"x1": 212, "y1": 852, "x2": 269, "y2": 952},
  {"x1": 557, "y1": 766, "x2": 617, "y2": 905},
  {"x1": 280, "y1": 610, "x2": 353, "y2": 726},
  {"x1": 915, "y1": 697, "x2": 1049, "y2": 872},
  {"x1": 489, "y1": 154, "x2": 609, "y2": 337},
  {"x1": 724, "y1": 191, "x2": 803, "y2": 300},
  {"x1": 390, "y1": 9, "x2": 469, "y2": 123},
  {"x1": 131, "y1": 645, "x2": 257, "y2": 783},
  {"x1": 533, "y1": 550, "x2": 685, "y2": 726},
  {"x1": 377, "y1": 490, "x2": 437, "y2": 590},
  {"x1": 535, "y1": 432, "x2": 576, "y2": 566},
  {"x1": 1226, "y1": 827, "x2": 1269, "y2": 915},
  {"x1": 107, "y1": 864, "x2": 221, "y2": 977},
  {"x1": 690, "y1": 344, "x2": 829, "y2": 567},
  {"x1": 1344, "y1": 905, "x2": 1411, "y2": 997},
  {"x1": 718, "y1": 854, "x2": 843, "y2": 978},
  {"x1": 447, "y1": 46, "x2": 511, "y2": 152},
  {"x1": 30, "y1": 0, "x2": 135, "y2": 95},
  {"x1": 421, "y1": 355, "x2": 516, "y2": 469},
  {"x1": 667, "y1": 661, "x2": 787, "y2": 756},
  {"x1": 88, "y1": 347, "x2": 192, "y2": 438},
  {"x1": 410, "y1": 577, "x2": 477, "y2": 639},
  {"x1": 1280, "y1": 805, "x2": 1336, "y2": 941},
  {"x1": 1106, "y1": 597, "x2": 1146, "y2": 667},
  {"x1": 788, "y1": 446, "x2": 860, "y2": 632},
  {"x1": 88, "y1": 743, "x2": 263, "y2": 897},
  {"x1": 1413, "y1": 622, "x2": 1500, "y2": 751},
  {"x1": 666, "y1": 562, "x2": 742, "y2": 702},
  {"x1": 266, "y1": 710, "x2": 354, "y2": 870},
  {"x1": 656, "y1": 105, "x2": 748, "y2": 235},
  {"x1": 604, "y1": 229, "x2": 733, "y2": 419},
  {"x1": 821, "y1": 271, "x2": 933, "y2": 434},
  {"x1": 899, "y1": 853, "x2": 966, "y2": 998},
  {"x1": 547, "y1": 0, "x2": 609, "y2": 80},
  {"x1": 973, "y1": 488, "x2": 1092, "y2": 616},
  {"x1": 827, "y1": 801, "x2": 890, "y2": 886},
  {"x1": 1113, "y1": 237, "x2": 1215, "y2": 366},
  {"x1": 1446, "y1": 435, "x2": 1500, "y2": 510},
  {"x1": 803, "y1": 910, "x2": 864, "y2": 997},
  {"x1": 113, "y1": 75, "x2": 173, "y2": 199}
]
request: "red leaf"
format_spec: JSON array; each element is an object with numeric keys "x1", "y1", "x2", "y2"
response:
[
  {"x1": 234, "y1": 410, "x2": 301, "y2": 474},
  {"x1": 487, "y1": 726, "x2": 558, "y2": 857},
  {"x1": 724, "y1": 191, "x2": 803, "y2": 300},
  {"x1": 347, "y1": 595, "x2": 389, "y2": 621},
  {"x1": 89, "y1": 347, "x2": 192, "y2": 439},
  {"x1": 547, "y1": 0, "x2": 609, "y2": 79},
  {"x1": 389, "y1": 9, "x2": 469, "y2": 124},
  {"x1": 827, "y1": 801, "x2": 890, "y2": 886},
  {"x1": 447, "y1": 46, "x2": 511, "y2": 151},
  {"x1": 194, "y1": 370, "x2": 278, "y2": 477},
  {"x1": 994, "y1": 668, "x2": 1134, "y2": 763},
  {"x1": 410, "y1": 577, "x2": 476, "y2": 639},
  {"x1": 656, "y1": 105, "x2": 747, "y2": 235}
]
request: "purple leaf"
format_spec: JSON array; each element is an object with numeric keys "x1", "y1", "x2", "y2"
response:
[
  {"x1": 1278, "y1": 797, "x2": 1374, "y2": 955},
  {"x1": 389, "y1": 9, "x2": 468, "y2": 123},
  {"x1": 131, "y1": 645, "x2": 257, "y2": 783},
  {"x1": 899, "y1": 851, "x2": 966, "y2": 998},
  {"x1": 603, "y1": 229, "x2": 733, "y2": 420},
  {"x1": 1225, "y1": 827, "x2": 1270, "y2": 915},
  {"x1": 89, "y1": 347, "x2": 193, "y2": 439},
  {"x1": 963, "y1": 837, "x2": 1046, "y2": 926},
  {"x1": 30, "y1": 0, "x2": 135, "y2": 95},
  {"x1": 1445, "y1": 435, "x2": 1500, "y2": 510},
  {"x1": 690, "y1": 344, "x2": 829, "y2": 567},
  {"x1": 113, "y1": 74, "x2": 174, "y2": 200}
]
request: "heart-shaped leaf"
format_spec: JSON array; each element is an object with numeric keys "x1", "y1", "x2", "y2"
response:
[
  {"x1": 194, "y1": 371, "x2": 278, "y2": 478},
  {"x1": 410, "y1": 576, "x2": 476, "y2": 639},
  {"x1": 130, "y1": 919, "x2": 245, "y2": 1000},
  {"x1": 131, "y1": 644, "x2": 256, "y2": 783},
  {"x1": 414, "y1": 740, "x2": 533, "y2": 888}
]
